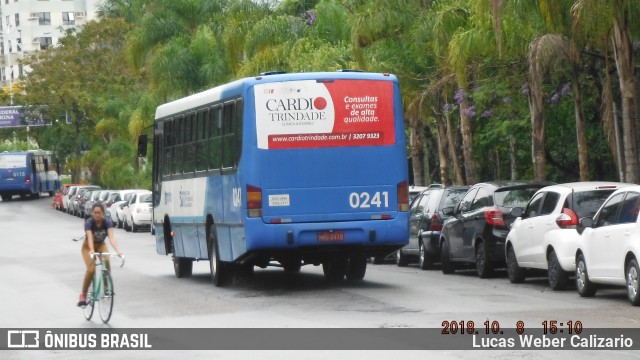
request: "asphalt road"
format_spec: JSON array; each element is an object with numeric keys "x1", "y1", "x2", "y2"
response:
[{"x1": 1, "y1": 197, "x2": 640, "y2": 359}]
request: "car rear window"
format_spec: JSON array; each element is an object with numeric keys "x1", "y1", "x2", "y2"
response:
[
  {"x1": 140, "y1": 194, "x2": 153, "y2": 203},
  {"x1": 438, "y1": 189, "x2": 468, "y2": 210},
  {"x1": 494, "y1": 188, "x2": 540, "y2": 208},
  {"x1": 565, "y1": 190, "x2": 616, "y2": 219}
]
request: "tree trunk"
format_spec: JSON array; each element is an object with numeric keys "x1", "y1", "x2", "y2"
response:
[
  {"x1": 459, "y1": 97, "x2": 475, "y2": 184},
  {"x1": 436, "y1": 115, "x2": 450, "y2": 185},
  {"x1": 571, "y1": 66, "x2": 589, "y2": 181},
  {"x1": 409, "y1": 117, "x2": 424, "y2": 186},
  {"x1": 528, "y1": 75, "x2": 546, "y2": 181},
  {"x1": 612, "y1": 9, "x2": 638, "y2": 183},
  {"x1": 446, "y1": 111, "x2": 465, "y2": 185},
  {"x1": 509, "y1": 136, "x2": 517, "y2": 180}
]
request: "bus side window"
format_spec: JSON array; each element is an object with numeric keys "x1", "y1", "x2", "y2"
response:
[
  {"x1": 222, "y1": 101, "x2": 234, "y2": 168},
  {"x1": 184, "y1": 113, "x2": 195, "y2": 174},
  {"x1": 163, "y1": 119, "x2": 172, "y2": 177},
  {"x1": 173, "y1": 115, "x2": 184, "y2": 175},
  {"x1": 235, "y1": 99, "x2": 243, "y2": 163},
  {"x1": 208, "y1": 106, "x2": 222, "y2": 170},
  {"x1": 196, "y1": 109, "x2": 208, "y2": 172}
]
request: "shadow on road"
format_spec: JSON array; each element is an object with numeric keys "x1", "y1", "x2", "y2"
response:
[{"x1": 164, "y1": 266, "x2": 397, "y2": 293}]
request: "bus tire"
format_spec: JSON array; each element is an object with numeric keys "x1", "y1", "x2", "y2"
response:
[
  {"x1": 48, "y1": 191, "x2": 55, "y2": 197},
  {"x1": 346, "y1": 255, "x2": 367, "y2": 281},
  {"x1": 173, "y1": 257, "x2": 193, "y2": 278},
  {"x1": 282, "y1": 257, "x2": 302, "y2": 273},
  {"x1": 208, "y1": 224, "x2": 231, "y2": 287},
  {"x1": 322, "y1": 256, "x2": 348, "y2": 281}
]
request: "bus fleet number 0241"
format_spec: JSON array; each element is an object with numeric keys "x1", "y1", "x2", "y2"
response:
[{"x1": 349, "y1": 191, "x2": 389, "y2": 209}]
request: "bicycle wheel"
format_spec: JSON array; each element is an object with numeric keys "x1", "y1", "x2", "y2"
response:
[
  {"x1": 99, "y1": 271, "x2": 114, "y2": 323},
  {"x1": 83, "y1": 282, "x2": 94, "y2": 320}
]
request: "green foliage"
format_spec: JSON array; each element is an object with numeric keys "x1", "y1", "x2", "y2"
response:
[{"x1": 17, "y1": 0, "x2": 639, "y2": 188}]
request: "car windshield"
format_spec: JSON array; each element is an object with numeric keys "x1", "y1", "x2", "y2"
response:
[
  {"x1": 567, "y1": 190, "x2": 617, "y2": 219},
  {"x1": 494, "y1": 187, "x2": 540, "y2": 208},
  {"x1": 140, "y1": 194, "x2": 152, "y2": 203},
  {"x1": 439, "y1": 189, "x2": 468, "y2": 210},
  {"x1": 109, "y1": 193, "x2": 118, "y2": 201}
]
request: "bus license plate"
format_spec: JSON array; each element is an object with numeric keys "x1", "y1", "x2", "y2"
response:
[{"x1": 317, "y1": 231, "x2": 344, "y2": 242}]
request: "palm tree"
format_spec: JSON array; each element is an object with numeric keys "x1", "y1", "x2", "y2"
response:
[{"x1": 573, "y1": 0, "x2": 639, "y2": 183}]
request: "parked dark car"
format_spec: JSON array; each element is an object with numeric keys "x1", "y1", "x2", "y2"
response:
[
  {"x1": 397, "y1": 184, "x2": 469, "y2": 269},
  {"x1": 439, "y1": 181, "x2": 553, "y2": 278}
]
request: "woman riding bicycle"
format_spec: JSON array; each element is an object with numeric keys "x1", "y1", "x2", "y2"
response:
[{"x1": 78, "y1": 203, "x2": 124, "y2": 306}]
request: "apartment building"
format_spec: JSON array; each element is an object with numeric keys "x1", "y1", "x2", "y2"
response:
[{"x1": 0, "y1": 0, "x2": 101, "y2": 87}]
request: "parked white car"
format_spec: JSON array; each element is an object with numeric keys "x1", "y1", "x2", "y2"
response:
[
  {"x1": 505, "y1": 182, "x2": 630, "y2": 290},
  {"x1": 107, "y1": 189, "x2": 146, "y2": 227},
  {"x1": 123, "y1": 191, "x2": 152, "y2": 232},
  {"x1": 576, "y1": 186, "x2": 640, "y2": 306},
  {"x1": 62, "y1": 186, "x2": 79, "y2": 213}
]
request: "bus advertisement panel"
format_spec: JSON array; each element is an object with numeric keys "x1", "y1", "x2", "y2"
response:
[{"x1": 255, "y1": 79, "x2": 395, "y2": 149}]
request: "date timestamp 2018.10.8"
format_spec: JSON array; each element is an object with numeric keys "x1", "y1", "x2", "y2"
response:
[{"x1": 441, "y1": 320, "x2": 584, "y2": 335}]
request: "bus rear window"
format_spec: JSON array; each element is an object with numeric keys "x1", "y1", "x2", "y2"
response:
[
  {"x1": 0, "y1": 155, "x2": 26, "y2": 168},
  {"x1": 254, "y1": 79, "x2": 396, "y2": 150}
]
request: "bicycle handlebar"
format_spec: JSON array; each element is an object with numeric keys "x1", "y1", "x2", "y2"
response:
[{"x1": 92, "y1": 252, "x2": 125, "y2": 268}]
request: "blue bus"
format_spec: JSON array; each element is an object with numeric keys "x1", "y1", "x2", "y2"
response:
[
  {"x1": 143, "y1": 71, "x2": 409, "y2": 285},
  {"x1": 0, "y1": 150, "x2": 59, "y2": 201}
]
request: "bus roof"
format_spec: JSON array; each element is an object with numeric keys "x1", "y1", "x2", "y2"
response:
[{"x1": 154, "y1": 71, "x2": 398, "y2": 120}]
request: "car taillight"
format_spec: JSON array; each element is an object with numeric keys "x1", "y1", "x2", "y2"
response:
[
  {"x1": 431, "y1": 212, "x2": 443, "y2": 231},
  {"x1": 556, "y1": 208, "x2": 578, "y2": 228},
  {"x1": 397, "y1": 181, "x2": 409, "y2": 212},
  {"x1": 485, "y1": 209, "x2": 505, "y2": 227},
  {"x1": 106, "y1": 202, "x2": 113, "y2": 207},
  {"x1": 25, "y1": 178, "x2": 30, "y2": 183},
  {"x1": 247, "y1": 185, "x2": 262, "y2": 218}
]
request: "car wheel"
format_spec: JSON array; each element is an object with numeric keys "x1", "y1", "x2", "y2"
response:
[
  {"x1": 395, "y1": 249, "x2": 409, "y2": 267},
  {"x1": 475, "y1": 241, "x2": 494, "y2": 278},
  {"x1": 371, "y1": 256, "x2": 385, "y2": 264},
  {"x1": 419, "y1": 240, "x2": 433, "y2": 270},
  {"x1": 576, "y1": 254, "x2": 597, "y2": 297},
  {"x1": 548, "y1": 250, "x2": 569, "y2": 290},
  {"x1": 440, "y1": 240, "x2": 455, "y2": 274},
  {"x1": 626, "y1": 258, "x2": 640, "y2": 306},
  {"x1": 506, "y1": 245, "x2": 526, "y2": 283},
  {"x1": 117, "y1": 216, "x2": 123, "y2": 229},
  {"x1": 124, "y1": 218, "x2": 131, "y2": 232},
  {"x1": 131, "y1": 219, "x2": 138, "y2": 233}
]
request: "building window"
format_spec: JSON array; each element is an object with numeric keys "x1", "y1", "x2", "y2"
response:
[
  {"x1": 62, "y1": 12, "x2": 75, "y2": 26},
  {"x1": 40, "y1": 37, "x2": 52, "y2": 50},
  {"x1": 38, "y1": 12, "x2": 51, "y2": 25},
  {"x1": 15, "y1": 14, "x2": 19, "y2": 26}
]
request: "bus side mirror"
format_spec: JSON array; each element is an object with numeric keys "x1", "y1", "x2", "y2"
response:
[{"x1": 137, "y1": 135, "x2": 148, "y2": 158}]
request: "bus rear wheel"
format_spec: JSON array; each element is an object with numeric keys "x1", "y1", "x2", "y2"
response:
[
  {"x1": 322, "y1": 256, "x2": 348, "y2": 281},
  {"x1": 208, "y1": 224, "x2": 232, "y2": 287},
  {"x1": 1, "y1": 194, "x2": 10, "y2": 201},
  {"x1": 173, "y1": 257, "x2": 193, "y2": 278},
  {"x1": 346, "y1": 255, "x2": 367, "y2": 281}
]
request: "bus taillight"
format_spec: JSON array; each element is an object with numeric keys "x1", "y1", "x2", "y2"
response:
[
  {"x1": 247, "y1": 185, "x2": 262, "y2": 218},
  {"x1": 397, "y1": 181, "x2": 409, "y2": 212}
]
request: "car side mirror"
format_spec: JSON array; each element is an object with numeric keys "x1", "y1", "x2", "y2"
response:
[
  {"x1": 138, "y1": 134, "x2": 148, "y2": 157},
  {"x1": 579, "y1": 217, "x2": 594, "y2": 228},
  {"x1": 510, "y1": 207, "x2": 524, "y2": 218},
  {"x1": 442, "y1": 207, "x2": 454, "y2": 216}
]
